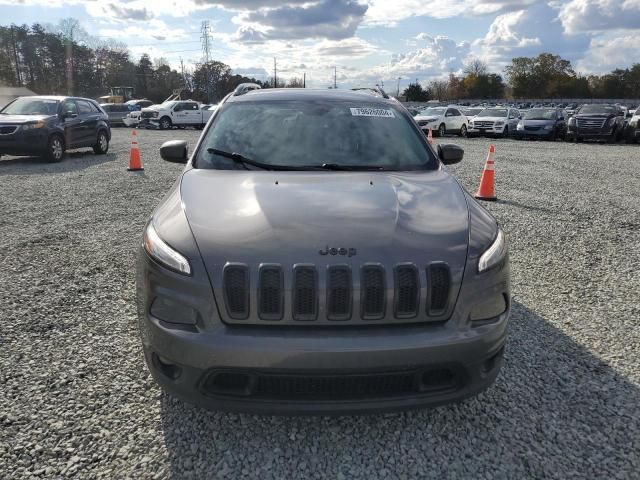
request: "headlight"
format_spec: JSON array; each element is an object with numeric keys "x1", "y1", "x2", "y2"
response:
[
  {"x1": 543, "y1": 124, "x2": 553, "y2": 130},
  {"x1": 469, "y1": 121, "x2": 474, "y2": 128},
  {"x1": 152, "y1": 111, "x2": 159, "y2": 117},
  {"x1": 607, "y1": 117, "x2": 615, "y2": 126},
  {"x1": 478, "y1": 229, "x2": 507, "y2": 273},
  {"x1": 143, "y1": 222, "x2": 191, "y2": 275},
  {"x1": 630, "y1": 119, "x2": 638, "y2": 127},
  {"x1": 495, "y1": 121, "x2": 504, "y2": 126},
  {"x1": 517, "y1": 122, "x2": 524, "y2": 130},
  {"x1": 568, "y1": 117, "x2": 576, "y2": 125},
  {"x1": 22, "y1": 121, "x2": 45, "y2": 130}
]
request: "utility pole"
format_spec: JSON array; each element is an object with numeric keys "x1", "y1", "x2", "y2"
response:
[
  {"x1": 200, "y1": 21, "x2": 212, "y2": 102},
  {"x1": 303, "y1": 72, "x2": 306, "y2": 88},
  {"x1": 396, "y1": 76, "x2": 402, "y2": 97},
  {"x1": 334, "y1": 66, "x2": 337, "y2": 89},
  {"x1": 180, "y1": 57, "x2": 186, "y2": 89},
  {"x1": 273, "y1": 57, "x2": 277, "y2": 88}
]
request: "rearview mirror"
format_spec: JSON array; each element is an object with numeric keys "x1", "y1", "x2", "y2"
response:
[
  {"x1": 438, "y1": 144, "x2": 464, "y2": 165},
  {"x1": 160, "y1": 140, "x2": 188, "y2": 163}
]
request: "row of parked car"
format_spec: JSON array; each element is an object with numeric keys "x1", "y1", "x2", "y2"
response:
[
  {"x1": 99, "y1": 98, "x2": 219, "y2": 130},
  {"x1": 411, "y1": 104, "x2": 639, "y2": 144}
]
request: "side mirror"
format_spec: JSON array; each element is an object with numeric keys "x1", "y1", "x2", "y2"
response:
[
  {"x1": 438, "y1": 144, "x2": 463, "y2": 165},
  {"x1": 160, "y1": 140, "x2": 188, "y2": 163}
]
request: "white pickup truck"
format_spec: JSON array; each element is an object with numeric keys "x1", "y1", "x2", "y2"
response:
[{"x1": 139, "y1": 100, "x2": 216, "y2": 129}]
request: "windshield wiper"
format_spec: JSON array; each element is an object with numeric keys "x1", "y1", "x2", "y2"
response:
[
  {"x1": 318, "y1": 163, "x2": 389, "y2": 171},
  {"x1": 207, "y1": 148, "x2": 320, "y2": 171}
]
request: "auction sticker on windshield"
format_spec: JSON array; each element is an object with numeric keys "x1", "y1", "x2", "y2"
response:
[{"x1": 350, "y1": 108, "x2": 395, "y2": 118}]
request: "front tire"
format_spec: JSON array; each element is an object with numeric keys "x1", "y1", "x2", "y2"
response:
[
  {"x1": 93, "y1": 130, "x2": 109, "y2": 155},
  {"x1": 45, "y1": 135, "x2": 65, "y2": 163},
  {"x1": 159, "y1": 117, "x2": 172, "y2": 130},
  {"x1": 438, "y1": 123, "x2": 446, "y2": 137},
  {"x1": 459, "y1": 124, "x2": 467, "y2": 137}
]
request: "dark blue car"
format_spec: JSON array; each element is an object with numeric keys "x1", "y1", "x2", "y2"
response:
[
  {"x1": 0, "y1": 96, "x2": 111, "y2": 162},
  {"x1": 515, "y1": 108, "x2": 566, "y2": 140}
]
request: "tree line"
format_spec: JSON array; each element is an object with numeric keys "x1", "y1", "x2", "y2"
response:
[
  {"x1": 0, "y1": 22, "x2": 299, "y2": 104},
  {"x1": 2, "y1": 23, "x2": 640, "y2": 104},
  {"x1": 403, "y1": 53, "x2": 640, "y2": 101}
]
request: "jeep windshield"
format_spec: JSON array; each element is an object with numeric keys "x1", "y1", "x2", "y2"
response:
[
  {"x1": 578, "y1": 105, "x2": 616, "y2": 115},
  {"x1": 477, "y1": 109, "x2": 508, "y2": 118},
  {"x1": 196, "y1": 100, "x2": 437, "y2": 171},
  {"x1": 1, "y1": 98, "x2": 59, "y2": 115}
]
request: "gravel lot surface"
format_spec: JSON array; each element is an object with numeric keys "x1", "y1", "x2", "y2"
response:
[{"x1": 1, "y1": 128, "x2": 639, "y2": 479}]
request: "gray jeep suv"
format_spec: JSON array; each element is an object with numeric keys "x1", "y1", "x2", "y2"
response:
[{"x1": 136, "y1": 87, "x2": 510, "y2": 414}]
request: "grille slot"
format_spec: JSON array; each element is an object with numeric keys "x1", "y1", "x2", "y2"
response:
[
  {"x1": 223, "y1": 265, "x2": 249, "y2": 320},
  {"x1": 326, "y1": 266, "x2": 352, "y2": 321},
  {"x1": 428, "y1": 263, "x2": 451, "y2": 314},
  {"x1": 474, "y1": 120, "x2": 494, "y2": 129},
  {"x1": 255, "y1": 371, "x2": 417, "y2": 399},
  {"x1": 576, "y1": 117, "x2": 606, "y2": 130},
  {"x1": 361, "y1": 265, "x2": 385, "y2": 320},
  {"x1": 258, "y1": 266, "x2": 283, "y2": 320},
  {"x1": 292, "y1": 266, "x2": 317, "y2": 321},
  {"x1": 394, "y1": 265, "x2": 419, "y2": 318}
]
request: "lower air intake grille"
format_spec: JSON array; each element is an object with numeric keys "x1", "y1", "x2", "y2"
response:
[
  {"x1": 361, "y1": 265, "x2": 385, "y2": 319},
  {"x1": 327, "y1": 266, "x2": 352, "y2": 320},
  {"x1": 395, "y1": 265, "x2": 419, "y2": 318},
  {"x1": 429, "y1": 263, "x2": 451, "y2": 314},
  {"x1": 223, "y1": 265, "x2": 249, "y2": 320},
  {"x1": 293, "y1": 266, "x2": 317, "y2": 321},
  {"x1": 258, "y1": 266, "x2": 283, "y2": 320},
  {"x1": 255, "y1": 371, "x2": 417, "y2": 399}
]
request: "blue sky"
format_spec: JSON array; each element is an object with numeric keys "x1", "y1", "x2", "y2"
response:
[{"x1": 2, "y1": 0, "x2": 639, "y2": 88}]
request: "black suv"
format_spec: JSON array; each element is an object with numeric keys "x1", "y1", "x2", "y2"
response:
[
  {"x1": 566, "y1": 104, "x2": 625, "y2": 143},
  {"x1": 0, "y1": 96, "x2": 111, "y2": 162}
]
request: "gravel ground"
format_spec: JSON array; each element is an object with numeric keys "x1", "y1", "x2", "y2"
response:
[{"x1": 0, "y1": 128, "x2": 639, "y2": 479}]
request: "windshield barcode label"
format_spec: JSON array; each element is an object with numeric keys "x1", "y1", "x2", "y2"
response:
[{"x1": 350, "y1": 108, "x2": 395, "y2": 118}]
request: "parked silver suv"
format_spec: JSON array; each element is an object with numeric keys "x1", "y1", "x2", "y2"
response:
[{"x1": 136, "y1": 87, "x2": 510, "y2": 414}]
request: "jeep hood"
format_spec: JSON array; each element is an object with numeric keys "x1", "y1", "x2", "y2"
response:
[{"x1": 180, "y1": 168, "x2": 470, "y2": 281}]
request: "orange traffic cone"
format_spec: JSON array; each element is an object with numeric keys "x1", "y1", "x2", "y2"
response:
[
  {"x1": 427, "y1": 128, "x2": 433, "y2": 145},
  {"x1": 475, "y1": 144, "x2": 497, "y2": 201},
  {"x1": 127, "y1": 130, "x2": 144, "y2": 171}
]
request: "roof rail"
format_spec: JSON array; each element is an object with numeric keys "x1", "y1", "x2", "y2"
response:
[
  {"x1": 350, "y1": 86, "x2": 389, "y2": 99},
  {"x1": 233, "y1": 83, "x2": 262, "y2": 96}
]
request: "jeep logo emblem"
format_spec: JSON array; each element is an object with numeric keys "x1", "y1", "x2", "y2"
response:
[{"x1": 318, "y1": 246, "x2": 357, "y2": 257}]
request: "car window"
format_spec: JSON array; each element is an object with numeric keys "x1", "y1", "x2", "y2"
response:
[
  {"x1": 188, "y1": 103, "x2": 199, "y2": 110},
  {"x1": 578, "y1": 105, "x2": 616, "y2": 115},
  {"x1": 61, "y1": 100, "x2": 78, "y2": 115},
  {"x1": 196, "y1": 100, "x2": 437, "y2": 171},
  {"x1": 421, "y1": 107, "x2": 445, "y2": 116},
  {"x1": 477, "y1": 109, "x2": 508, "y2": 118},
  {"x1": 450, "y1": 109, "x2": 460, "y2": 116},
  {"x1": 77, "y1": 100, "x2": 94, "y2": 115}
]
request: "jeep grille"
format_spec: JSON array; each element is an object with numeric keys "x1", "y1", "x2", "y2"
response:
[{"x1": 219, "y1": 262, "x2": 453, "y2": 326}]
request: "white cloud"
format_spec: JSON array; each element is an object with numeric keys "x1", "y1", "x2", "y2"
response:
[
  {"x1": 363, "y1": 0, "x2": 542, "y2": 25},
  {"x1": 559, "y1": 0, "x2": 640, "y2": 33},
  {"x1": 232, "y1": 0, "x2": 369, "y2": 41},
  {"x1": 353, "y1": 35, "x2": 471, "y2": 87},
  {"x1": 474, "y1": 2, "x2": 591, "y2": 70},
  {"x1": 575, "y1": 34, "x2": 640, "y2": 72}
]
